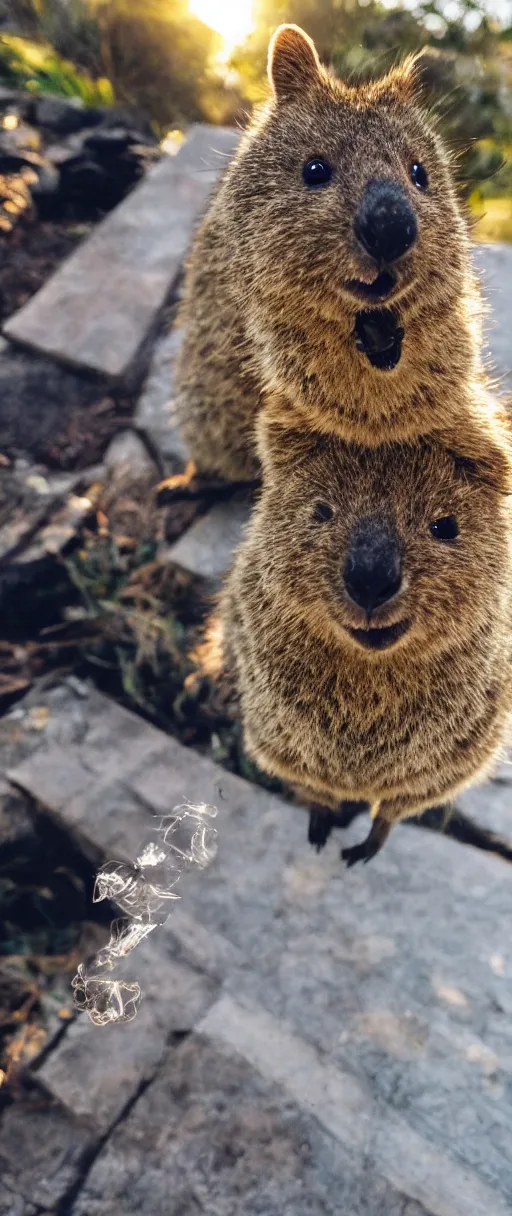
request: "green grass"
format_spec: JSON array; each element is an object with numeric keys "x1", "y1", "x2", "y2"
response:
[
  {"x1": 470, "y1": 195, "x2": 512, "y2": 244},
  {"x1": 0, "y1": 33, "x2": 114, "y2": 106}
]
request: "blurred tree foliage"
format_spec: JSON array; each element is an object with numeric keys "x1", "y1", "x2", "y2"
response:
[
  {"x1": 230, "y1": 0, "x2": 512, "y2": 198},
  {"x1": 0, "y1": 0, "x2": 223, "y2": 129},
  {"x1": 2, "y1": 0, "x2": 510, "y2": 203}
]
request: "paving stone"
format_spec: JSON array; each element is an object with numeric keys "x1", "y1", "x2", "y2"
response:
[
  {"x1": 0, "y1": 341, "x2": 110, "y2": 465},
  {"x1": 458, "y1": 771, "x2": 512, "y2": 840},
  {"x1": 199, "y1": 994, "x2": 511, "y2": 1216},
  {"x1": 104, "y1": 428, "x2": 155, "y2": 480},
  {"x1": 4, "y1": 125, "x2": 240, "y2": 383},
  {"x1": 5, "y1": 685, "x2": 512, "y2": 1210},
  {"x1": 0, "y1": 1187, "x2": 38, "y2": 1216},
  {"x1": 39, "y1": 942, "x2": 216, "y2": 1129},
  {"x1": 134, "y1": 327, "x2": 189, "y2": 463},
  {"x1": 0, "y1": 1096, "x2": 90, "y2": 1210},
  {"x1": 165, "y1": 496, "x2": 252, "y2": 579},
  {"x1": 70, "y1": 1033, "x2": 431, "y2": 1216},
  {"x1": 473, "y1": 241, "x2": 512, "y2": 393},
  {"x1": 7, "y1": 686, "x2": 243, "y2": 860}
]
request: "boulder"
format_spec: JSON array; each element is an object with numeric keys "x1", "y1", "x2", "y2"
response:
[{"x1": 32, "y1": 94, "x2": 102, "y2": 136}]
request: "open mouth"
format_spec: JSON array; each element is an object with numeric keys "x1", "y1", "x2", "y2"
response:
[
  {"x1": 345, "y1": 270, "x2": 396, "y2": 302},
  {"x1": 347, "y1": 620, "x2": 411, "y2": 651}
]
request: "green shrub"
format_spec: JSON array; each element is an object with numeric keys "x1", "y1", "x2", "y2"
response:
[{"x1": 0, "y1": 33, "x2": 114, "y2": 105}]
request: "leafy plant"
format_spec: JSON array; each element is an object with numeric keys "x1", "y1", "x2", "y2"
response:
[{"x1": 0, "y1": 33, "x2": 114, "y2": 105}]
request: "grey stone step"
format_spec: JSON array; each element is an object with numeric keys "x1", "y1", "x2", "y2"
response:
[
  {"x1": 3, "y1": 124, "x2": 240, "y2": 383},
  {"x1": 134, "y1": 327, "x2": 189, "y2": 463},
  {"x1": 473, "y1": 241, "x2": 512, "y2": 393},
  {"x1": 164, "y1": 495, "x2": 253, "y2": 579},
  {"x1": 70, "y1": 1031, "x2": 434, "y2": 1216},
  {"x1": 5, "y1": 683, "x2": 512, "y2": 1213},
  {"x1": 458, "y1": 767, "x2": 512, "y2": 839},
  {"x1": 0, "y1": 1098, "x2": 91, "y2": 1211},
  {"x1": 38, "y1": 943, "x2": 216, "y2": 1129},
  {"x1": 198, "y1": 994, "x2": 511, "y2": 1216}
]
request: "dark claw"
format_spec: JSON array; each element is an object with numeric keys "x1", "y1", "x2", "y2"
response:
[
  {"x1": 308, "y1": 809, "x2": 334, "y2": 852},
  {"x1": 341, "y1": 816, "x2": 392, "y2": 867},
  {"x1": 156, "y1": 476, "x2": 260, "y2": 507},
  {"x1": 308, "y1": 800, "x2": 370, "y2": 852},
  {"x1": 341, "y1": 841, "x2": 372, "y2": 868}
]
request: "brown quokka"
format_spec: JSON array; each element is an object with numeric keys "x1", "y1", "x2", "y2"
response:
[
  {"x1": 175, "y1": 23, "x2": 488, "y2": 482},
  {"x1": 213, "y1": 408, "x2": 512, "y2": 864}
]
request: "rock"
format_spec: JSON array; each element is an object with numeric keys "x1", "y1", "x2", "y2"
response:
[
  {"x1": 0, "y1": 343, "x2": 110, "y2": 466},
  {"x1": 57, "y1": 155, "x2": 110, "y2": 217},
  {"x1": 0, "y1": 1185, "x2": 38, "y2": 1216},
  {"x1": 0, "y1": 121, "x2": 40, "y2": 155},
  {"x1": 165, "y1": 496, "x2": 252, "y2": 580},
  {"x1": 71, "y1": 1029, "x2": 503, "y2": 1216},
  {"x1": 458, "y1": 776, "x2": 512, "y2": 841},
  {"x1": 0, "y1": 782, "x2": 34, "y2": 848},
  {"x1": 99, "y1": 105, "x2": 157, "y2": 145},
  {"x1": 83, "y1": 127, "x2": 145, "y2": 158},
  {"x1": 104, "y1": 428, "x2": 155, "y2": 480},
  {"x1": 0, "y1": 1096, "x2": 91, "y2": 1210},
  {"x1": 0, "y1": 87, "x2": 33, "y2": 120},
  {"x1": 45, "y1": 139, "x2": 82, "y2": 167},
  {"x1": 38, "y1": 944, "x2": 216, "y2": 1129},
  {"x1": 473, "y1": 241, "x2": 512, "y2": 394},
  {"x1": 4, "y1": 683, "x2": 512, "y2": 1213},
  {"x1": 33, "y1": 94, "x2": 101, "y2": 136},
  {"x1": 4, "y1": 125, "x2": 241, "y2": 382},
  {"x1": 70, "y1": 1035, "x2": 373, "y2": 1216},
  {"x1": 134, "y1": 327, "x2": 189, "y2": 463},
  {"x1": 27, "y1": 159, "x2": 60, "y2": 220},
  {"x1": 29, "y1": 158, "x2": 59, "y2": 195}
]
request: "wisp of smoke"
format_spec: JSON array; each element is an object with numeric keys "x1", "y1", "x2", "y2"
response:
[{"x1": 72, "y1": 801, "x2": 217, "y2": 1026}]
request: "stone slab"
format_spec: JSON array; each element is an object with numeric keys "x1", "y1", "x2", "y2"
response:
[
  {"x1": 0, "y1": 1190, "x2": 37, "y2": 1216},
  {"x1": 199, "y1": 994, "x2": 511, "y2": 1216},
  {"x1": 39, "y1": 944, "x2": 216, "y2": 1129},
  {"x1": 70, "y1": 1032, "x2": 432, "y2": 1216},
  {"x1": 134, "y1": 326, "x2": 189, "y2": 463},
  {"x1": 3, "y1": 125, "x2": 240, "y2": 382},
  {"x1": 473, "y1": 241, "x2": 512, "y2": 393},
  {"x1": 165, "y1": 496, "x2": 252, "y2": 579},
  {"x1": 458, "y1": 769, "x2": 512, "y2": 840},
  {"x1": 5, "y1": 685, "x2": 512, "y2": 1210},
  {"x1": 0, "y1": 1096, "x2": 91, "y2": 1210},
  {"x1": 173, "y1": 787, "x2": 512, "y2": 1205}
]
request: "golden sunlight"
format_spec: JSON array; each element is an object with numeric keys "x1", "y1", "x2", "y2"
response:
[{"x1": 189, "y1": 0, "x2": 254, "y2": 53}]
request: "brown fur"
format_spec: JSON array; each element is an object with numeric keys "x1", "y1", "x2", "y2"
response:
[
  {"x1": 175, "y1": 24, "x2": 486, "y2": 481},
  {"x1": 213, "y1": 407, "x2": 512, "y2": 857}
]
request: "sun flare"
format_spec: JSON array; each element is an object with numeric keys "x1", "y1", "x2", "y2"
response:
[{"x1": 189, "y1": 0, "x2": 255, "y2": 53}]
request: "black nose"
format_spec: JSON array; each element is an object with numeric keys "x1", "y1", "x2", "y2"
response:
[
  {"x1": 343, "y1": 520, "x2": 402, "y2": 614},
  {"x1": 354, "y1": 179, "x2": 418, "y2": 265}
]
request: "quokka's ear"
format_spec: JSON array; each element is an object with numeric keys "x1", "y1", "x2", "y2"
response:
[
  {"x1": 374, "y1": 48, "x2": 450, "y2": 105},
  {"x1": 438, "y1": 413, "x2": 512, "y2": 495},
  {"x1": 268, "y1": 24, "x2": 322, "y2": 103}
]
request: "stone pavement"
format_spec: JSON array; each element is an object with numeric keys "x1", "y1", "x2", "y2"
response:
[
  {"x1": 473, "y1": 242, "x2": 512, "y2": 395},
  {"x1": 3, "y1": 125, "x2": 240, "y2": 383},
  {"x1": 1, "y1": 683, "x2": 512, "y2": 1215}
]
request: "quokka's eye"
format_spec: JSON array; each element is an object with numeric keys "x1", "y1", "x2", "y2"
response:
[
  {"x1": 303, "y1": 158, "x2": 332, "y2": 187},
  {"x1": 430, "y1": 515, "x2": 459, "y2": 541},
  {"x1": 411, "y1": 162, "x2": 428, "y2": 191},
  {"x1": 313, "y1": 502, "x2": 334, "y2": 523}
]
